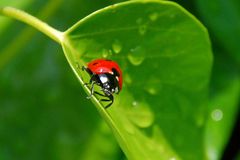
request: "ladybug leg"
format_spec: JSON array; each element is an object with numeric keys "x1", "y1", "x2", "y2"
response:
[
  {"x1": 94, "y1": 91, "x2": 113, "y2": 108},
  {"x1": 84, "y1": 75, "x2": 95, "y2": 86},
  {"x1": 86, "y1": 81, "x2": 96, "y2": 99},
  {"x1": 83, "y1": 80, "x2": 92, "y2": 87},
  {"x1": 93, "y1": 91, "x2": 105, "y2": 97},
  {"x1": 83, "y1": 69, "x2": 96, "y2": 86},
  {"x1": 81, "y1": 66, "x2": 87, "y2": 71},
  {"x1": 82, "y1": 66, "x2": 93, "y2": 75},
  {"x1": 101, "y1": 94, "x2": 114, "y2": 109},
  {"x1": 82, "y1": 66, "x2": 90, "y2": 86}
]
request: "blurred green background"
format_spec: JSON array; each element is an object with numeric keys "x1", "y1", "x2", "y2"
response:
[
  {"x1": 0, "y1": 0, "x2": 123, "y2": 159},
  {"x1": 0, "y1": 0, "x2": 239, "y2": 160}
]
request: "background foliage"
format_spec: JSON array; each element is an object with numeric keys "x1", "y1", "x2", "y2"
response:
[{"x1": 0, "y1": 0, "x2": 239, "y2": 160}]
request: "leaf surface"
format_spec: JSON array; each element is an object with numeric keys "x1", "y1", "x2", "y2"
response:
[
  {"x1": 62, "y1": 1, "x2": 212, "y2": 159},
  {"x1": 204, "y1": 50, "x2": 240, "y2": 160}
]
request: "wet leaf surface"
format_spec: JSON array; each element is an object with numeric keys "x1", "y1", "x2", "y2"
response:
[{"x1": 62, "y1": 1, "x2": 212, "y2": 159}]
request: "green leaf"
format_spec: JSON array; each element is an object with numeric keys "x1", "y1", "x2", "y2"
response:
[
  {"x1": 62, "y1": 1, "x2": 212, "y2": 159},
  {"x1": 204, "y1": 51, "x2": 240, "y2": 160},
  {"x1": 196, "y1": 0, "x2": 240, "y2": 63},
  {"x1": 0, "y1": 1, "x2": 121, "y2": 160},
  {"x1": 194, "y1": 1, "x2": 240, "y2": 158}
]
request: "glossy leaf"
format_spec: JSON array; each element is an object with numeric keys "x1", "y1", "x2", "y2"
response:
[
  {"x1": 194, "y1": 0, "x2": 240, "y2": 159},
  {"x1": 204, "y1": 50, "x2": 240, "y2": 160},
  {"x1": 62, "y1": 1, "x2": 212, "y2": 159}
]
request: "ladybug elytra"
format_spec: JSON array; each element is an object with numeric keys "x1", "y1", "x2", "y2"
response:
[{"x1": 82, "y1": 59, "x2": 122, "y2": 108}]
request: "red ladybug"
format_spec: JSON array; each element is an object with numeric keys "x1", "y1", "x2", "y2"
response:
[{"x1": 82, "y1": 59, "x2": 122, "y2": 108}]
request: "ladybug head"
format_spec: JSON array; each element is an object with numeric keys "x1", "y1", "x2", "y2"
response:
[{"x1": 98, "y1": 73, "x2": 120, "y2": 96}]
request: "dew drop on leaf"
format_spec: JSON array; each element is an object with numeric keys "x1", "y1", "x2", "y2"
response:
[
  {"x1": 128, "y1": 101, "x2": 154, "y2": 128},
  {"x1": 127, "y1": 46, "x2": 145, "y2": 66},
  {"x1": 102, "y1": 49, "x2": 113, "y2": 58},
  {"x1": 149, "y1": 12, "x2": 158, "y2": 21},
  {"x1": 148, "y1": 88, "x2": 157, "y2": 95},
  {"x1": 132, "y1": 101, "x2": 138, "y2": 107},
  {"x1": 146, "y1": 87, "x2": 158, "y2": 95},
  {"x1": 144, "y1": 78, "x2": 161, "y2": 95},
  {"x1": 138, "y1": 24, "x2": 147, "y2": 35},
  {"x1": 136, "y1": 17, "x2": 147, "y2": 35},
  {"x1": 128, "y1": 54, "x2": 144, "y2": 66},
  {"x1": 112, "y1": 40, "x2": 122, "y2": 54},
  {"x1": 211, "y1": 109, "x2": 223, "y2": 121},
  {"x1": 102, "y1": 48, "x2": 109, "y2": 58}
]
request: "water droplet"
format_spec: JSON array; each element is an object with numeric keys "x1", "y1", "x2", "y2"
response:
[
  {"x1": 138, "y1": 24, "x2": 147, "y2": 35},
  {"x1": 128, "y1": 54, "x2": 144, "y2": 66},
  {"x1": 132, "y1": 101, "x2": 138, "y2": 107},
  {"x1": 102, "y1": 49, "x2": 109, "y2": 58},
  {"x1": 127, "y1": 46, "x2": 145, "y2": 66},
  {"x1": 144, "y1": 78, "x2": 161, "y2": 95},
  {"x1": 102, "y1": 49, "x2": 113, "y2": 58},
  {"x1": 112, "y1": 40, "x2": 122, "y2": 54},
  {"x1": 211, "y1": 109, "x2": 223, "y2": 121},
  {"x1": 128, "y1": 101, "x2": 154, "y2": 128},
  {"x1": 149, "y1": 12, "x2": 158, "y2": 21},
  {"x1": 146, "y1": 86, "x2": 158, "y2": 95},
  {"x1": 136, "y1": 17, "x2": 147, "y2": 35},
  {"x1": 146, "y1": 87, "x2": 158, "y2": 95},
  {"x1": 169, "y1": 157, "x2": 176, "y2": 160}
]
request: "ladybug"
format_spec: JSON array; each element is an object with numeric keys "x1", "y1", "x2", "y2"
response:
[{"x1": 82, "y1": 59, "x2": 122, "y2": 108}]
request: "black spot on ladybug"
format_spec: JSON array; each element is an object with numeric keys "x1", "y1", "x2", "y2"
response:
[
  {"x1": 112, "y1": 68, "x2": 120, "y2": 77},
  {"x1": 93, "y1": 62, "x2": 98, "y2": 65}
]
